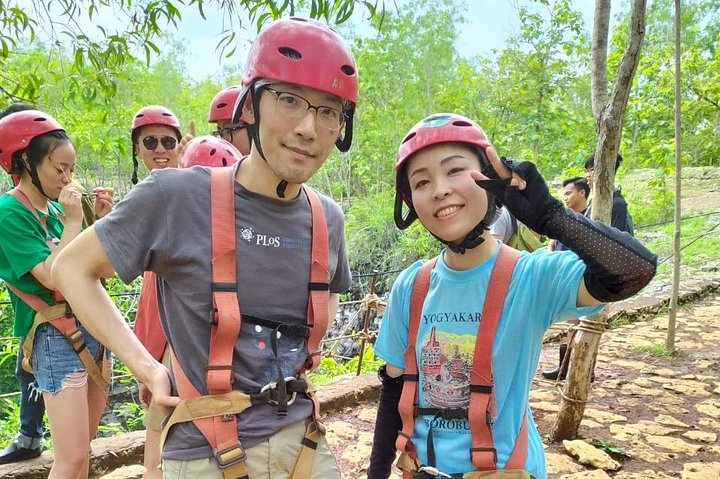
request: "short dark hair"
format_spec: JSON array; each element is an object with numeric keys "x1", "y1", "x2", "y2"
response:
[
  {"x1": 584, "y1": 153, "x2": 623, "y2": 173},
  {"x1": 563, "y1": 176, "x2": 590, "y2": 197},
  {"x1": 0, "y1": 103, "x2": 34, "y2": 120}
]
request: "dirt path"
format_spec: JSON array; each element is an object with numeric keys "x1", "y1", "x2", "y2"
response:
[{"x1": 325, "y1": 294, "x2": 720, "y2": 479}]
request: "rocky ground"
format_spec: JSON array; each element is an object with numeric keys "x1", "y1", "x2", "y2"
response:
[
  {"x1": 2, "y1": 272, "x2": 719, "y2": 479},
  {"x1": 327, "y1": 292, "x2": 720, "y2": 479}
]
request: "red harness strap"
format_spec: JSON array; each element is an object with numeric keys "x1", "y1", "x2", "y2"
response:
[
  {"x1": 6, "y1": 188, "x2": 72, "y2": 331},
  {"x1": 170, "y1": 167, "x2": 330, "y2": 475},
  {"x1": 396, "y1": 245, "x2": 529, "y2": 474},
  {"x1": 4, "y1": 188, "x2": 109, "y2": 387}
]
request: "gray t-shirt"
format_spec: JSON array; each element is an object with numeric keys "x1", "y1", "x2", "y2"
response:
[
  {"x1": 489, "y1": 206, "x2": 514, "y2": 243},
  {"x1": 95, "y1": 165, "x2": 351, "y2": 460}
]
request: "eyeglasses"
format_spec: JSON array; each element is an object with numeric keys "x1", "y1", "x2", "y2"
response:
[
  {"x1": 212, "y1": 125, "x2": 247, "y2": 143},
  {"x1": 142, "y1": 136, "x2": 177, "y2": 151},
  {"x1": 265, "y1": 87, "x2": 345, "y2": 131}
]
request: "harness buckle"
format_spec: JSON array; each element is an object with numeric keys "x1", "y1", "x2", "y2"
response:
[
  {"x1": 416, "y1": 465, "x2": 452, "y2": 478},
  {"x1": 259, "y1": 376, "x2": 299, "y2": 406},
  {"x1": 214, "y1": 444, "x2": 246, "y2": 469}
]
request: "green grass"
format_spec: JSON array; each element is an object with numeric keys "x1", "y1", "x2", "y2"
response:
[{"x1": 631, "y1": 343, "x2": 680, "y2": 358}]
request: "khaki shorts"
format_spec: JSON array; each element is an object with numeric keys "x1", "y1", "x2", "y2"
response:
[
  {"x1": 161, "y1": 419, "x2": 340, "y2": 479},
  {"x1": 144, "y1": 347, "x2": 172, "y2": 430}
]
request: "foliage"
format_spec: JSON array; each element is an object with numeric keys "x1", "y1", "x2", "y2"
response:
[
  {"x1": 590, "y1": 439, "x2": 632, "y2": 460},
  {"x1": 0, "y1": 0, "x2": 382, "y2": 105},
  {"x1": 631, "y1": 342, "x2": 680, "y2": 358},
  {"x1": 308, "y1": 344, "x2": 383, "y2": 386}
]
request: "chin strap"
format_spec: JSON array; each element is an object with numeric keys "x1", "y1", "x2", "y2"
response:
[{"x1": 436, "y1": 220, "x2": 489, "y2": 255}]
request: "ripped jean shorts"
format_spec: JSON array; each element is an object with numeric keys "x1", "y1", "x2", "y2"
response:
[{"x1": 30, "y1": 322, "x2": 110, "y2": 394}]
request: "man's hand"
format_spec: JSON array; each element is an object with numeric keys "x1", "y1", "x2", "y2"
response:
[{"x1": 146, "y1": 363, "x2": 180, "y2": 408}]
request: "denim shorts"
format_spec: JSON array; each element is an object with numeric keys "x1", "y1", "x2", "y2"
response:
[{"x1": 30, "y1": 321, "x2": 110, "y2": 394}]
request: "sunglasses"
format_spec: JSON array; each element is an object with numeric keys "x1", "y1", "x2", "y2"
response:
[{"x1": 142, "y1": 136, "x2": 178, "y2": 151}]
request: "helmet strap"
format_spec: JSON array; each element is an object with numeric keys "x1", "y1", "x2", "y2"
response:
[
  {"x1": 247, "y1": 81, "x2": 293, "y2": 199},
  {"x1": 336, "y1": 103, "x2": 355, "y2": 152},
  {"x1": 131, "y1": 151, "x2": 139, "y2": 185},
  {"x1": 435, "y1": 220, "x2": 488, "y2": 255},
  {"x1": 23, "y1": 158, "x2": 50, "y2": 200}
]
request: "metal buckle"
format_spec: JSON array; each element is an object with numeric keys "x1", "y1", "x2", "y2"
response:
[
  {"x1": 417, "y1": 465, "x2": 452, "y2": 478},
  {"x1": 259, "y1": 376, "x2": 298, "y2": 406},
  {"x1": 214, "y1": 445, "x2": 246, "y2": 469}
]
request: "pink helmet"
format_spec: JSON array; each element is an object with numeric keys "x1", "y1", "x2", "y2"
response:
[
  {"x1": 0, "y1": 110, "x2": 65, "y2": 174},
  {"x1": 208, "y1": 86, "x2": 243, "y2": 123},
  {"x1": 232, "y1": 17, "x2": 357, "y2": 152},
  {"x1": 182, "y1": 136, "x2": 243, "y2": 168},
  {"x1": 131, "y1": 105, "x2": 181, "y2": 140},
  {"x1": 394, "y1": 113, "x2": 493, "y2": 229},
  {"x1": 241, "y1": 17, "x2": 357, "y2": 103}
]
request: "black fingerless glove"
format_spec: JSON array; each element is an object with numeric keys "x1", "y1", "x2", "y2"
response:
[
  {"x1": 477, "y1": 158, "x2": 564, "y2": 235},
  {"x1": 477, "y1": 159, "x2": 657, "y2": 302},
  {"x1": 367, "y1": 365, "x2": 403, "y2": 479}
]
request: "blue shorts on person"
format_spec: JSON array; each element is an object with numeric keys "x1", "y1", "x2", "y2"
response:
[{"x1": 30, "y1": 322, "x2": 109, "y2": 394}]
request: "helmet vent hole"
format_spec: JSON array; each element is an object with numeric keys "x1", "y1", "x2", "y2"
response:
[
  {"x1": 452, "y1": 120, "x2": 472, "y2": 127},
  {"x1": 33, "y1": 118, "x2": 48, "y2": 122},
  {"x1": 278, "y1": 47, "x2": 302, "y2": 60},
  {"x1": 209, "y1": 148, "x2": 217, "y2": 155},
  {"x1": 222, "y1": 158, "x2": 228, "y2": 166},
  {"x1": 341, "y1": 65, "x2": 355, "y2": 76},
  {"x1": 402, "y1": 132, "x2": 416, "y2": 144},
  {"x1": 162, "y1": 113, "x2": 172, "y2": 117},
  {"x1": 217, "y1": 102, "x2": 228, "y2": 109}
]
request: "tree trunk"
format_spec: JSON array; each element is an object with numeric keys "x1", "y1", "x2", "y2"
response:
[
  {"x1": 550, "y1": 0, "x2": 647, "y2": 441},
  {"x1": 666, "y1": 0, "x2": 682, "y2": 352}
]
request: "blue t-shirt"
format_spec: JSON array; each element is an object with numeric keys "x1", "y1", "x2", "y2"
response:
[{"x1": 375, "y1": 244, "x2": 603, "y2": 479}]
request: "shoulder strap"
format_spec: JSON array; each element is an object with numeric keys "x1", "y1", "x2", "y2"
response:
[
  {"x1": 396, "y1": 257, "x2": 437, "y2": 458},
  {"x1": 171, "y1": 166, "x2": 247, "y2": 478},
  {"x1": 300, "y1": 185, "x2": 330, "y2": 373},
  {"x1": 5, "y1": 188, "x2": 65, "y2": 306},
  {"x1": 396, "y1": 247, "x2": 529, "y2": 472},
  {"x1": 8, "y1": 188, "x2": 45, "y2": 231},
  {"x1": 469, "y1": 245, "x2": 519, "y2": 470}
]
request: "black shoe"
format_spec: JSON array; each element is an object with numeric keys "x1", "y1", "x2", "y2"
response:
[
  {"x1": 542, "y1": 344, "x2": 568, "y2": 380},
  {"x1": 0, "y1": 438, "x2": 43, "y2": 464}
]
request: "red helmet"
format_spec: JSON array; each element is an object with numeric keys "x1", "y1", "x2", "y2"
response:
[
  {"x1": 208, "y1": 86, "x2": 243, "y2": 123},
  {"x1": 234, "y1": 17, "x2": 358, "y2": 153},
  {"x1": 242, "y1": 17, "x2": 357, "y2": 103},
  {"x1": 394, "y1": 113, "x2": 492, "y2": 230},
  {"x1": 182, "y1": 136, "x2": 243, "y2": 168},
  {"x1": 0, "y1": 110, "x2": 65, "y2": 174},
  {"x1": 131, "y1": 105, "x2": 181, "y2": 140}
]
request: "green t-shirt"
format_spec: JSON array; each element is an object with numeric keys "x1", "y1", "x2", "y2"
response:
[{"x1": 0, "y1": 193, "x2": 65, "y2": 336}]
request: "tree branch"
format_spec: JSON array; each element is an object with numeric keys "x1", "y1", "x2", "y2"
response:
[{"x1": 591, "y1": 0, "x2": 610, "y2": 125}]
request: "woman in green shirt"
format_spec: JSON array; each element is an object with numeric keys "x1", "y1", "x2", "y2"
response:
[{"x1": 0, "y1": 106, "x2": 113, "y2": 478}]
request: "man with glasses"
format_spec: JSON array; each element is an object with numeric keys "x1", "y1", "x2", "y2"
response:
[
  {"x1": 208, "y1": 86, "x2": 252, "y2": 156},
  {"x1": 53, "y1": 17, "x2": 356, "y2": 478}
]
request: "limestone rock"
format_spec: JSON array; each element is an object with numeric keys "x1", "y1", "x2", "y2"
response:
[
  {"x1": 682, "y1": 429, "x2": 717, "y2": 443},
  {"x1": 583, "y1": 408, "x2": 626, "y2": 424},
  {"x1": 655, "y1": 414, "x2": 689, "y2": 427},
  {"x1": 643, "y1": 434, "x2": 703, "y2": 456},
  {"x1": 681, "y1": 462, "x2": 720, "y2": 479},
  {"x1": 559, "y1": 470, "x2": 612, "y2": 479},
  {"x1": 562, "y1": 440, "x2": 621, "y2": 471},
  {"x1": 697, "y1": 399, "x2": 720, "y2": 418},
  {"x1": 545, "y1": 452, "x2": 585, "y2": 475}
]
